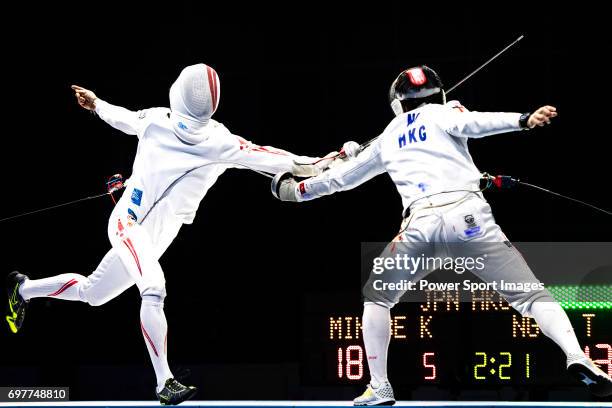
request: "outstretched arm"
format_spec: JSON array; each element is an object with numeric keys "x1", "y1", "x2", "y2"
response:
[
  {"x1": 71, "y1": 85, "x2": 144, "y2": 136},
  {"x1": 444, "y1": 103, "x2": 557, "y2": 138},
  {"x1": 225, "y1": 135, "x2": 345, "y2": 177},
  {"x1": 273, "y1": 137, "x2": 385, "y2": 202}
]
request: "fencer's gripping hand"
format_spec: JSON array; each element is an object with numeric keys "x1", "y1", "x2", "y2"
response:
[
  {"x1": 527, "y1": 105, "x2": 557, "y2": 128},
  {"x1": 336, "y1": 141, "x2": 361, "y2": 163},
  {"x1": 71, "y1": 85, "x2": 98, "y2": 111},
  {"x1": 290, "y1": 141, "x2": 361, "y2": 176},
  {"x1": 312, "y1": 141, "x2": 362, "y2": 172},
  {"x1": 271, "y1": 172, "x2": 299, "y2": 202}
]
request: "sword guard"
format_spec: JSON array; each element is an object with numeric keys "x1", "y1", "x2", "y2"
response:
[{"x1": 106, "y1": 174, "x2": 125, "y2": 194}]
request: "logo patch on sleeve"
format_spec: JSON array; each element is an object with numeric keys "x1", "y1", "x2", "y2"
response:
[{"x1": 131, "y1": 188, "x2": 143, "y2": 206}]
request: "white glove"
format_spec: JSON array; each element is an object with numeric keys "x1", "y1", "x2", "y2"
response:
[
  {"x1": 290, "y1": 141, "x2": 362, "y2": 177},
  {"x1": 326, "y1": 141, "x2": 361, "y2": 169},
  {"x1": 291, "y1": 160, "x2": 322, "y2": 177},
  {"x1": 341, "y1": 141, "x2": 361, "y2": 159},
  {"x1": 310, "y1": 140, "x2": 362, "y2": 172},
  {"x1": 271, "y1": 172, "x2": 299, "y2": 202}
]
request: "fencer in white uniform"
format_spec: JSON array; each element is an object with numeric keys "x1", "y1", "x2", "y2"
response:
[
  {"x1": 273, "y1": 66, "x2": 612, "y2": 403},
  {"x1": 7, "y1": 64, "x2": 333, "y2": 405}
]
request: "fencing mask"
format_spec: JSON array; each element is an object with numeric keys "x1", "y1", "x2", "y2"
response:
[{"x1": 169, "y1": 63, "x2": 220, "y2": 144}]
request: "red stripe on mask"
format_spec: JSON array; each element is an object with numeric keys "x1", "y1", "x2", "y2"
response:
[{"x1": 207, "y1": 66, "x2": 218, "y2": 113}]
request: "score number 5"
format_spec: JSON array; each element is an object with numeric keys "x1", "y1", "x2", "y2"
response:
[{"x1": 337, "y1": 347, "x2": 438, "y2": 381}]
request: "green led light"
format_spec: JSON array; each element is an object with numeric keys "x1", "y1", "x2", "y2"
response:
[{"x1": 547, "y1": 285, "x2": 612, "y2": 310}]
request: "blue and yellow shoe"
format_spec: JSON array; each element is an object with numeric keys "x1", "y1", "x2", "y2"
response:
[
  {"x1": 156, "y1": 378, "x2": 197, "y2": 405},
  {"x1": 6, "y1": 271, "x2": 28, "y2": 334}
]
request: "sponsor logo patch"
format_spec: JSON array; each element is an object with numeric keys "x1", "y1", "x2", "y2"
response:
[
  {"x1": 464, "y1": 226, "x2": 481, "y2": 237},
  {"x1": 127, "y1": 208, "x2": 138, "y2": 222},
  {"x1": 463, "y1": 214, "x2": 480, "y2": 237},
  {"x1": 131, "y1": 188, "x2": 143, "y2": 206}
]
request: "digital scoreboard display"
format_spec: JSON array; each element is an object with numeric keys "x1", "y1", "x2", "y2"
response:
[{"x1": 301, "y1": 288, "x2": 612, "y2": 389}]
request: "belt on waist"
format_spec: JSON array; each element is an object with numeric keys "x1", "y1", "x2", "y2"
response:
[{"x1": 403, "y1": 186, "x2": 482, "y2": 218}]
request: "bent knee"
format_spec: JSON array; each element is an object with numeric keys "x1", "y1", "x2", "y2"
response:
[
  {"x1": 141, "y1": 285, "x2": 166, "y2": 301},
  {"x1": 79, "y1": 283, "x2": 112, "y2": 307},
  {"x1": 362, "y1": 285, "x2": 398, "y2": 309},
  {"x1": 85, "y1": 295, "x2": 110, "y2": 307},
  {"x1": 364, "y1": 300, "x2": 393, "y2": 309},
  {"x1": 509, "y1": 289, "x2": 555, "y2": 317}
]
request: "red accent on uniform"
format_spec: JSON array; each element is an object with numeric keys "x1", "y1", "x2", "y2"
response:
[
  {"x1": 252, "y1": 146, "x2": 288, "y2": 156},
  {"x1": 207, "y1": 66, "x2": 218, "y2": 113},
  {"x1": 47, "y1": 279, "x2": 78, "y2": 296},
  {"x1": 299, "y1": 182, "x2": 306, "y2": 195},
  {"x1": 237, "y1": 136, "x2": 248, "y2": 150},
  {"x1": 234, "y1": 135, "x2": 288, "y2": 156},
  {"x1": 117, "y1": 219, "x2": 124, "y2": 232},
  {"x1": 406, "y1": 68, "x2": 427, "y2": 86},
  {"x1": 140, "y1": 321, "x2": 159, "y2": 357},
  {"x1": 123, "y1": 238, "x2": 143, "y2": 275}
]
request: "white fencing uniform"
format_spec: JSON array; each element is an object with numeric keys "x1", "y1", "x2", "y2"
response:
[
  {"x1": 19, "y1": 68, "x2": 321, "y2": 391},
  {"x1": 96, "y1": 100, "x2": 319, "y2": 298},
  {"x1": 298, "y1": 101, "x2": 519, "y2": 210},
  {"x1": 296, "y1": 100, "x2": 554, "y2": 312},
  {"x1": 291, "y1": 101, "x2": 585, "y2": 390},
  {"x1": 21, "y1": 64, "x2": 321, "y2": 305}
]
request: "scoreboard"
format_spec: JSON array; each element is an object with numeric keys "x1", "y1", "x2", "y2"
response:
[{"x1": 301, "y1": 287, "x2": 612, "y2": 391}]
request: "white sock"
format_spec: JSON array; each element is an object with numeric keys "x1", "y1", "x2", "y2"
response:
[
  {"x1": 529, "y1": 301, "x2": 583, "y2": 359},
  {"x1": 362, "y1": 303, "x2": 391, "y2": 387},
  {"x1": 140, "y1": 296, "x2": 173, "y2": 392},
  {"x1": 19, "y1": 274, "x2": 84, "y2": 301}
]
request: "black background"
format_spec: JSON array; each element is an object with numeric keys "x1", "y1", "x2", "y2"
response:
[{"x1": 0, "y1": 5, "x2": 610, "y2": 402}]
